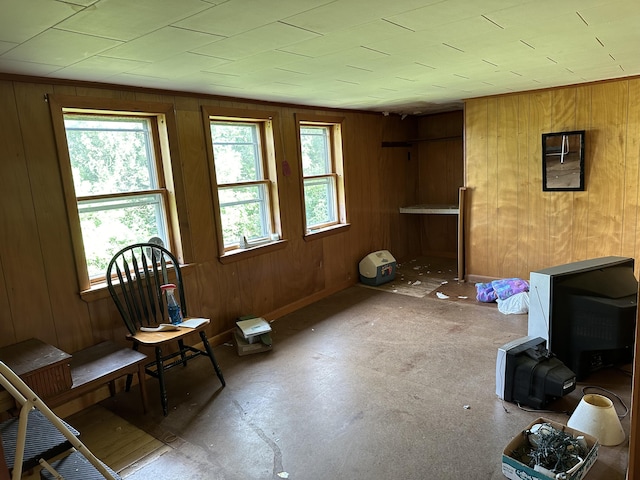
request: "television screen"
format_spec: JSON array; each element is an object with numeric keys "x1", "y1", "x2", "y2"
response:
[
  {"x1": 528, "y1": 257, "x2": 638, "y2": 381},
  {"x1": 554, "y1": 271, "x2": 637, "y2": 379}
]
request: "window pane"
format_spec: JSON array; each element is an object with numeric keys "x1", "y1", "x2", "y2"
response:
[
  {"x1": 218, "y1": 185, "x2": 269, "y2": 246},
  {"x1": 304, "y1": 177, "x2": 337, "y2": 228},
  {"x1": 300, "y1": 126, "x2": 330, "y2": 176},
  {"x1": 78, "y1": 194, "x2": 167, "y2": 278},
  {"x1": 211, "y1": 123, "x2": 261, "y2": 183},
  {"x1": 64, "y1": 115, "x2": 156, "y2": 196}
]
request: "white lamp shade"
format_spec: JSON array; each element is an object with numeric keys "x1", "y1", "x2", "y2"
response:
[{"x1": 567, "y1": 394, "x2": 626, "y2": 446}]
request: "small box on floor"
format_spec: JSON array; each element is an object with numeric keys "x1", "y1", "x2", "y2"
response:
[
  {"x1": 234, "y1": 330, "x2": 272, "y2": 356},
  {"x1": 501, "y1": 417, "x2": 598, "y2": 480},
  {"x1": 236, "y1": 316, "x2": 272, "y2": 344},
  {"x1": 235, "y1": 315, "x2": 273, "y2": 356}
]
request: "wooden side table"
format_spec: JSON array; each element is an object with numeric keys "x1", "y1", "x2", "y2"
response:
[{"x1": 0, "y1": 339, "x2": 72, "y2": 400}]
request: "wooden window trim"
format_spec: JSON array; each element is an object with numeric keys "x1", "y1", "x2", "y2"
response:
[
  {"x1": 296, "y1": 114, "x2": 348, "y2": 237},
  {"x1": 48, "y1": 95, "x2": 187, "y2": 293},
  {"x1": 201, "y1": 106, "x2": 283, "y2": 260}
]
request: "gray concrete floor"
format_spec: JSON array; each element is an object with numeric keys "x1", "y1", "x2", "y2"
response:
[{"x1": 98, "y1": 281, "x2": 631, "y2": 480}]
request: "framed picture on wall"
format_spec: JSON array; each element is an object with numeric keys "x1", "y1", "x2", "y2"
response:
[{"x1": 542, "y1": 130, "x2": 585, "y2": 191}]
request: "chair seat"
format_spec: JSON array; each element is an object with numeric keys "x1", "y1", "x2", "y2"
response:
[
  {"x1": 1, "y1": 409, "x2": 79, "y2": 472},
  {"x1": 40, "y1": 450, "x2": 122, "y2": 480},
  {"x1": 128, "y1": 317, "x2": 210, "y2": 346}
]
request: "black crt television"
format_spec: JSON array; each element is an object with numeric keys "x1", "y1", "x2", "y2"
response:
[
  {"x1": 528, "y1": 257, "x2": 638, "y2": 380},
  {"x1": 496, "y1": 336, "x2": 576, "y2": 409}
]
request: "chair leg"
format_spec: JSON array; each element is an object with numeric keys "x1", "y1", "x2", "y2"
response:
[
  {"x1": 178, "y1": 339, "x2": 188, "y2": 367},
  {"x1": 155, "y1": 346, "x2": 169, "y2": 416},
  {"x1": 126, "y1": 344, "x2": 140, "y2": 392},
  {"x1": 125, "y1": 373, "x2": 133, "y2": 392},
  {"x1": 199, "y1": 331, "x2": 225, "y2": 387}
]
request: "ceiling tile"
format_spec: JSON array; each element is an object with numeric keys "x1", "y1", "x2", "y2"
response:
[
  {"x1": 174, "y1": 0, "x2": 332, "y2": 37},
  {"x1": 0, "y1": 41, "x2": 17, "y2": 55},
  {"x1": 279, "y1": 19, "x2": 410, "y2": 58},
  {"x1": 483, "y1": 9, "x2": 587, "y2": 39},
  {"x1": 52, "y1": 55, "x2": 149, "y2": 82},
  {"x1": 128, "y1": 52, "x2": 229, "y2": 79},
  {"x1": 206, "y1": 50, "x2": 304, "y2": 75},
  {"x1": 282, "y1": 0, "x2": 442, "y2": 34},
  {"x1": 2, "y1": 29, "x2": 121, "y2": 66},
  {"x1": 0, "y1": 0, "x2": 77, "y2": 43},
  {"x1": 0, "y1": 57, "x2": 62, "y2": 76},
  {"x1": 101, "y1": 26, "x2": 224, "y2": 62},
  {"x1": 577, "y1": 0, "x2": 640, "y2": 26},
  {"x1": 385, "y1": 2, "x2": 484, "y2": 31},
  {"x1": 192, "y1": 22, "x2": 319, "y2": 60},
  {"x1": 195, "y1": 71, "x2": 249, "y2": 89},
  {"x1": 56, "y1": 0, "x2": 212, "y2": 41},
  {"x1": 593, "y1": 17, "x2": 640, "y2": 50}
]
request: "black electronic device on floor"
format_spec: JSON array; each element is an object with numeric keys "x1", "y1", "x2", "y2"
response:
[{"x1": 496, "y1": 336, "x2": 576, "y2": 409}]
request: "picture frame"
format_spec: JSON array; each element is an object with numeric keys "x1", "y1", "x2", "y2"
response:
[{"x1": 542, "y1": 130, "x2": 585, "y2": 191}]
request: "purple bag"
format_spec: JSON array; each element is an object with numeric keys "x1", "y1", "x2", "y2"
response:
[
  {"x1": 491, "y1": 278, "x2": 529, "y2": 300},
  {"x1": 475, "y1": 282, "x2": 497, "y2": 303}
]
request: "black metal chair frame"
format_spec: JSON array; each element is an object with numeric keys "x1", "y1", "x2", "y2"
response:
[{"x1": 106, "y1": 243, "x2": 225, "y2": 415}]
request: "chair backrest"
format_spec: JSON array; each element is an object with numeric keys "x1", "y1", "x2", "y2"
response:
[{"x1": 106, "y1": 243, "x2": 186, "y2": 335}]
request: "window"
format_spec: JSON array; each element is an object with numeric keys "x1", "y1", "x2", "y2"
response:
[
  {"x1": 49, "y1": 96, "x2": 181, "y2": 290},
  {"x1": 203, "y1": 107, "x2": 282, "y2": 258},
  {"x1": 297, "y1": 115, "x2": 347, "y2": 235}
]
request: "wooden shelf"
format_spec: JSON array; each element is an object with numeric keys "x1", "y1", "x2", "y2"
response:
[
  {"x1": 399, "y1": 204, "x2": 459, "y2": 215},
  {"x1": 400, "y1": 187, "x2": 467, "y2": 282},
  {"x1": 382, "y1": 135, "x2": 462, "y2": 147}
]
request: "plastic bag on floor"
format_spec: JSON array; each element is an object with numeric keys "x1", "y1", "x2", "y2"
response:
[
  {"x1": 491, "y1": 278, "x2": 529, "y2": 300},
  {"x1": 475, "y1": 282, "x2": 497, "y2": 302},
  {"x1": 497, "y1": 291, "x2": 529, "y2": 315}
]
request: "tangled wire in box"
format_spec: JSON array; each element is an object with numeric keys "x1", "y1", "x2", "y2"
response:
[{"x1": 512, "y1": 423, "x2": 589, "y2": 476}]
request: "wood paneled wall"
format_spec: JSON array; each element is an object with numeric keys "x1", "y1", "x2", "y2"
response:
[
  {"x1": 465, "y1": 77, "x2": 640, "y2": 480},
  {"x1": 417, "y1": 111, "x2": 464, "y2": 258},
  {"x1": 465, "y1": 77, "x2": 640, "y2": 280},
  {"x1": 0, "y1": 75, "x2": 422, "y2": 354}
]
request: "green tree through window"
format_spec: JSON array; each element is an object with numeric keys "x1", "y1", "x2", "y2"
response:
[
  {"x1": 300, "y1": 125, "x2": 338, "y2": 229},
  {"x1": 64, "y1": 115, "x2": 169, "y2": 278},
  {"x1": 211, "y1": 121, "x2": 272, "y2": 247}
]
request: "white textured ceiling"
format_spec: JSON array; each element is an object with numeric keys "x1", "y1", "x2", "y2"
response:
[{"x1": 1, "y1": 0, "x2": 639, "y2": 114}]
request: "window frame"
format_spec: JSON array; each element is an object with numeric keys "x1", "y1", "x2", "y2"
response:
[
  {"x1": 49, "y1": 95, "x2": 186, "y2": 294},
  {"x1": 295, "y1": 114, "x2": 349, "y2": 239},
  {"x1": 202, "y1": 106, "x2": 284, "y2": 262}
]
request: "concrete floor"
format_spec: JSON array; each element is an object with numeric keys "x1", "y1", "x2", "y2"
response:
[{"x1": 97, "y1": 281, "x2": 631, "y2": 480}]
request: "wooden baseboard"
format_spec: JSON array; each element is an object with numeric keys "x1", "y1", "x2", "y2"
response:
[
  {"x1": 263, "y1": 278, "x2": 355, "y2": 321},
  {"x1": 208, "y1": 279, "x2": 356, "y2": 346},
  {"x1": 465, "y1": 274, "x2": 500, "y2": 283}
]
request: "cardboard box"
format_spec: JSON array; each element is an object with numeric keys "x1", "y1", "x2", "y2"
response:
[
  {"x1": 236, "y1": 316, "x2": 272, "y2": 344},
  {"x1": 502, "y1": 417, "x2": 598, "y2": 480},
  {"x1": 234, "y1": 330, "x2": 272, "y2": 356}
]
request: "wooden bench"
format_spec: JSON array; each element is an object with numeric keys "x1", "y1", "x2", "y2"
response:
[{"x1": 47, "y1": 341, "x2": 148, "y2": 413}]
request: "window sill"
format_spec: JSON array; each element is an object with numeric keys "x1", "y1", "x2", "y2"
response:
[
  {"x1": 218, "y1": 239, "x2": 288, "y2": 264},
  {"x1": 79, "y1": 262, "x2": 197, "y2": 303},
  {"x1": 303, "y1": 223, "x2": 350, "y2": 241}
]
